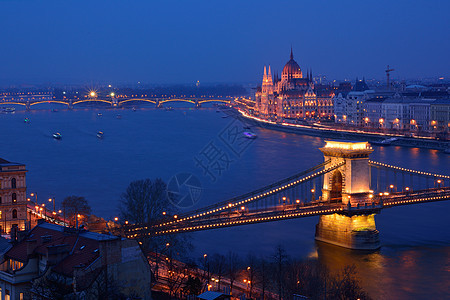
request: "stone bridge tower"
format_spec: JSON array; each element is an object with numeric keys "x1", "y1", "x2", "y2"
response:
[{"x1": 315, "y1": 140, "x2": 380, "y2": 250}]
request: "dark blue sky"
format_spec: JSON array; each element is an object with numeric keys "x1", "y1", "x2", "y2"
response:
[{"x1": 1, "y1": 0, "x2": 449, "y2": 85}]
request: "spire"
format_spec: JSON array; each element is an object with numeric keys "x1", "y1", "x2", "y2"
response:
[
  {"x1": 263, "y1": 66, "x2": 267, "y2": 82},
  {"x1": 290, "y1": 46, "x2": 293, "y2": 60},
  {"x1": 268, "y1": 65, "x2": 273, "y2": 84},
  {"x1": 310, "y1": 69, "x2": 313, "y2": 81}
]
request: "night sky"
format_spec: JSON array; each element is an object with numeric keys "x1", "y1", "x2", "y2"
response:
[{"x1": 1, "y1": 0, "x2": 449, "y2": 84}]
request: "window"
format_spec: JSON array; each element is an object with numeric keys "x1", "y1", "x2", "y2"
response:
[
  {"x1": 11, "y1": 178, "x2": 16, "y2": 189},
  {"x1": 0, "y1": 196, "x2": 2, "y2": 204},
  {"x1": 12, "y1": 209, "x2": 17, "y2": 219},
  {"x1": 12, "y1": 193, "x2": 17, "y2": 203}
]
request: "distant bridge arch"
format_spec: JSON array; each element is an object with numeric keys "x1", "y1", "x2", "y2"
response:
[
  {"x1": 198, "y1": 99, "x2": 230, "y2": 104},
  {"x1": 72, "y1": 99, "x2": 113, "y2": 106},
  {"x1": 0, "y1": 102, "x2": 27, "y2": 106},
  {"x1": 159, "y1": 99, "x2": 196, "y2": 105},
  {"x1": 119, "y1": 98, "x2": 157, "y2": 106},
  {"x1": 30, "y1": 101, "x2": 69, "y2": 107}
]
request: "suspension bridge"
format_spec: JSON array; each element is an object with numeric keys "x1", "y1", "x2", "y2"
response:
[
  {"x1": 0, "y1": 97, "x2": 231, "y2": 110},
  {"x1": 123, "y1": 140, "x2": 450, "y2": 250}
]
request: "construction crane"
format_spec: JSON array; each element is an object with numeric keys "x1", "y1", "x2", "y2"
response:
[{"x1": 386, "y1": 65, "x2": 395, "y2": 90}]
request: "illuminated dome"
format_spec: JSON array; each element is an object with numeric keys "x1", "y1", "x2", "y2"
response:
[{"x1": 282, "y1": 48, "x2": 302, "y2": 79}]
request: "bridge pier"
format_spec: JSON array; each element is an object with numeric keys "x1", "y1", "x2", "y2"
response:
[
  {"x1": 156, "y1": 100, "x2": 162, "y2": 108},
  {"x1": 112, "y1": 98, "x2": 118, "y2": 107},
  {"x1": 315, "y1": 140, "x2": 380, "y2": 250},
  {"x1": 315, "y1": 212, "x2": 380, "y2": 250},
  {"x1": 195, "y1": 100, "x2": 201, "y2": 108},
  {"x1": 26, "y1": 101, "x2": 30, "y2": 110}
]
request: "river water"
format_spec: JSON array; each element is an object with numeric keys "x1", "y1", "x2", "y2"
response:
[{"x1": 1, "y1": 104, "x2": 449, "y2": 299}]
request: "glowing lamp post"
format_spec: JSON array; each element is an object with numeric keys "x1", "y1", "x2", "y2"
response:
[{"x1": 48, "y1": 197, "x2": 55, "y2": 213}]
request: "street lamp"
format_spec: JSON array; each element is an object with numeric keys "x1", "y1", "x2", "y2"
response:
[
  {"x1": 48, "y1": 197, "x2": 55, "y2": 212},
  {"x1": 30, "y1": 192, "x2": 38, "y2": 205}
]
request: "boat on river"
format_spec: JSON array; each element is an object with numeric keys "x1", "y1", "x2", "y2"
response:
[
  {"x1": 2, "y1": 107, "x2": 15, "y2": 113},
  {"x1": 52, "y1": 132, "x2": 62, "y2": 140},
  {"x1": 243, "y1": 131, "x2": 257, "y2": 139},
  {"x1": 371, "y1": 137, "x2": 399, "y2": 146},
  {"x1": 24, "y1": 118, "x2": 30, "y2": 123},
  {"x1": 96, "y1": 131, "x2": 104, "y2": 139}
]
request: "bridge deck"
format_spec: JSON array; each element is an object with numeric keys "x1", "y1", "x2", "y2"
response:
[{"x1": 124, "y1": 187, "x2": 450, "y2": 238}]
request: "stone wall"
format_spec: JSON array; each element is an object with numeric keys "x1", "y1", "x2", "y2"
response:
[{"x1": 315, "y1": 213, "x2": 380, "y2": 250}]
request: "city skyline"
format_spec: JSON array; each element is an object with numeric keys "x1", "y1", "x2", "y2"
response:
[{"x1": 0, "y1": 0, "x2": 449, "y2": 85}]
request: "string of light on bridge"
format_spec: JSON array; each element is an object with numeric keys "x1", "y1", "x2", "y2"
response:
[
  {"x1": 127, "y1": 207, "x2": 345, "y2": 238},
  {"x1": 369, "y1": 161, "x2": 450, "y2": 179},
  {"x1": 131, "y1": 161, "x2": 345, "y2": 233}
]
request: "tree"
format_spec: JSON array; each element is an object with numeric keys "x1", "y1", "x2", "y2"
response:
[
  {"x1": 226, "y1": 251, "x2": 241, "y2": 295},
  {"x1": 119, "y1": 178, "x2": 174, "y2": 225},
  {"x1": 272, "y1": 245, "x2": 288, "y2": 300},
  {"x1": 118, "y1": 178, "x2": 192, "y2": 284},
  {"x1": 62, "y1": 196, "x2": 91, "y2": 226},
  {"x1": 210, "y1": 253, "x2": 226, "y2": 290},
  {"x1": 183, "y1": 276, "x2": 203, "y2": 296},
  {"x1": 256, "y1": 257, "x2": 270, "y2": 300},
  {"x1": 328, "y1": 265, "x2": 372, "y2": 300}
]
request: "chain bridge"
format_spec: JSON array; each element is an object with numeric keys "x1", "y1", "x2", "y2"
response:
[{"x1": 122, "y1": 140, "x2": 450, "y2": 250}]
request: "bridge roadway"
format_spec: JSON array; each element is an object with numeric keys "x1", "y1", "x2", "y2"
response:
[{"x1": 124, "y1": 187, "x2": 450, "y2": 239}]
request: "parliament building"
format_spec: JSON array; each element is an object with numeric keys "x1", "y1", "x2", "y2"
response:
[{"x1": 255, "y1": 49, "x2": 334, "y2": 120}]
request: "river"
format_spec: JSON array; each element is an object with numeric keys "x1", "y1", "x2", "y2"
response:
[{"x1": 1, "y1": 104, "x2": 449, "y2": 299}]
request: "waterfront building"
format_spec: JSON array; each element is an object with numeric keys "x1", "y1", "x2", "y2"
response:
[
  {"x1": 363, "y1": 97, "x2": 385, "y2": 128},
  {"x1": 0, "y1": 92, "x2": 52, "y2": 103},
  {"x1": 362, "y1": 95, "x2": 450, "y2": 133},
  {"x1": 255, "y1": 49, "x2": 334, "y2": 120},
  {"x1": 333, "y1": 78, "x2": 373, "y2": 126},
  {"x1": 0, "y1": 222, "x2": 152, "y2": 299},
  {"x1": 430, "y1": 99, "x2": 450, "y2": 133},
  {"x1": 0, "y1": 158, "x2": 30, "y2": 235}
]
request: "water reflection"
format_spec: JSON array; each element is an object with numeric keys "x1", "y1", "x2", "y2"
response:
[{"x1": 315, "y1": 241, "x2": 450, "y2": 299}]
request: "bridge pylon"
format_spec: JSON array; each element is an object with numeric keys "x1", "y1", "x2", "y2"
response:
[{"x1": 315, "y1": 140, "x2": 380, "y2": 250}]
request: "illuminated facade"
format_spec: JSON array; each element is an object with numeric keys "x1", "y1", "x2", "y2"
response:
[
  {"x1": 255, "y1": 49, "x2": 334, "y2": 120},
  {"x1": 316, "y1": 140, "x2": 380, "y2": 250},
  {"x1": 0, "y1": 158, "x2": 29, "y2": 234}
]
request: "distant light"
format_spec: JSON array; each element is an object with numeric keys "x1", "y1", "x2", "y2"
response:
[
  {"x1": 114, "y1": 217, "x2": 119, "y2": 221},
  {"x1": 110, "y1": 92, "x2": 115, "y2": 97},
  {"x1": 90, "y1": 91, "x2": 96, "y2": 97}
]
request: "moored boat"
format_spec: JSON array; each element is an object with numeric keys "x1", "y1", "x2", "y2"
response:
[{"x1": 96, "y1": 131, "x2": 104, "y2": 138}]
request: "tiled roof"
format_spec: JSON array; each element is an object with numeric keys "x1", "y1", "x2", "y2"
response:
[{"x1": 4, "y1": 222, "x2": 118, "y2": 277}]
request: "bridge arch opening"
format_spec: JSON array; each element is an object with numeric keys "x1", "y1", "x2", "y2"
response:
[{"x1": 330, "y1": 170, "x2": 343, "y2": 202}]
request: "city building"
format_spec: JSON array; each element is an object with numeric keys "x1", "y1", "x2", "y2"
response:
[
  {"x1": 0, "y1": 221, "x2": 152, "y2": 299},
  {"x1": 255, "y1": 49, "x2": 334, "y2": 120},
  {"x1": 0, "y1": 158, "x2": 31, "y2": 235}
]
